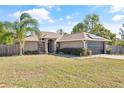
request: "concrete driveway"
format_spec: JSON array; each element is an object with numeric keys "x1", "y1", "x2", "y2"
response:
[
  {"x1": 78, "y1": 54, "x2": 124, "y2": 60},
  {"x1": 54, "y1": 54, "x2": 124, "y2": 60}
]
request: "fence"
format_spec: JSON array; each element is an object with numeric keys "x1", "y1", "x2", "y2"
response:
[
  {"x1": 107, "y1": 45, "x2": 124, "y2": 54},
  {"x1": 0, "y1": 44, "x2": 20, "y2": 56}
]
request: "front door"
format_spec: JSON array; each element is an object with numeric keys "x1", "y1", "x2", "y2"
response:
[{"x1": 48, "y1": 40, "x2": 53, "y2": 53}]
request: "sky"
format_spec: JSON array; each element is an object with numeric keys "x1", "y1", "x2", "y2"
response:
[{"x1": 0, "y1": 5, "x2": 124, "y2": 37}]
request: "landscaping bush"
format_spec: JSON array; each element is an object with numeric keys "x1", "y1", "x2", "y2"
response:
[
  {"x1": 57, "y1": 48, "x2": 92, "y2": 56},
  {"x1": 81, "y1": 48, "x2": 88, "y2": 56},
  {"x1": 24, "y1": 50, "x2": 39, "y2": 55},
  {"x1": 87, "y1": 49, "x2": 92, "y2": 56},
  {"x1": 106, "y1": 48, "x2": 112, "y2": 54},
  {"x1": 57, "y1": 48, "x2": 82, "y2": 55}
]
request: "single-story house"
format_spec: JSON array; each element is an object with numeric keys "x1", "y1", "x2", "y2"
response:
[{"x1": 24, "y1": 32, "x2": 110, "y2": 54}]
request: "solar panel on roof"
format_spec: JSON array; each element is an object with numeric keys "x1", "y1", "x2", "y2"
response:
[{"x1": 87, "y1": 34, "x2": 102, "y2": 39}]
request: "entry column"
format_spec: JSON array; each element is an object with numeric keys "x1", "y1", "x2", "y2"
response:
[
  {"x1": 53, "y1": 40, "x2": 56, "y2": 53},
  {"x1": 83, "y1": 40, "x2": 87, "y2": 49},
  {"x1": 45, "y1": 39, "x2": 48, "y2": 54}
]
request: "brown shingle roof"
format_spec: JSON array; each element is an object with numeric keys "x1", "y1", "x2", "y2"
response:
[
  {"x1": 24, "y1": 31, "x2": 110, "y2": 42},
  {"x1": 42, "y1": 32, "x2": 61, "y2": 39},
  {"x1": 25, "y1": 31, "x2": 61, "y2": 41},
  {"x1": 57, "y1": 33, "x2": 85, "y2": 42},
  {"x1": 57, "y1": 32, "x2": 110, "y2": 42},
  {"x1": 25, "y1": 35, "x2": 39, "y2": 42}
]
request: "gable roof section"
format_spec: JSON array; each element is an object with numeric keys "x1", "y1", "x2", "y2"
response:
[
  {"x1": 57, "y1": 33, "x2": 85, "y2": 42},
  {"x1": 24, "y1": 35, "x2": 39, "y2": 42},
  {"x1": 25, "y1": 31, "x2": 61, "y2": 41},
  {"x1": 42, "y1": 32, "x2": 61, "y2": 39},
  {"x1": 57, "y1": 32, "x2": 110, "y2": 42}
]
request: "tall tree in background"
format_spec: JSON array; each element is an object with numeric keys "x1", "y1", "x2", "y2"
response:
[
  {"x1": 57, "y1": 29, "x2": 63, "y2": 35},
  {"x1": 71, "y1": 14, "x2": 116, "y2": 45},
  {"x1": 119, "y1": 24, "x2": 124, "y2": 46},
  {"x1": 91, "y1": 24, "x2": 116, "y2": 45},
  {"x1": 72, "y1": 14, "x2": 100, "y2": 33},
  {"x1": 109, "y1": 33, "x2": 116, "y2": 45},
  {"x1": 57, "y1": 29, "x2": 68, "y2": 35},
  {"x1": 120, "y1": 24, "x2": 124, "y2": 40},
  {"x1": 13, "y1": 13, "x2": 40, "y2": 55},
  {"x1": 83, "y1": 14, "x2": 100, "y2": 32},
  {"x1": 91, "y1": 24, "x2": 114, "y2": 39},
  {"x1": 72, "y1": 23, "x2": 86, "y2": 33}
]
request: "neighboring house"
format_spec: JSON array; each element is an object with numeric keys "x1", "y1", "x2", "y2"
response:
[{"x1": 24, "y1": 32, "x2": 110, "y2": 54}]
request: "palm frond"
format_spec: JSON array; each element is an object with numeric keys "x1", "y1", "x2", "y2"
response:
[
  {"x1": 26, "y1": 27, "x2": 39, "y2": 32},
  {"x1": 13, "y1": 21, "x2": 20, "y2": 31},
  {"x1": 26, "y1": 27, "x2": 40, "y2": 37},
  {"x1": 0, "y1": 32, "x2": 14, "y2": 45},
  {"x1": 20, "y1": 18, "x2": 38, "y2": 28},
  {"x1": 20, "y1": 13, "x2": 32, "y2": 21}
]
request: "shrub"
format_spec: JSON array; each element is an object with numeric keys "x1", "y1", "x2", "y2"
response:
[
  {"x1": 87, "y1": 49, "x2": 92, "y2": 56},
  {"x1": 81, "y1": 48, "x2": 88, "y2": 56},
  {"x1": 57, "y1": 48, "x2": 82, "y2": 55},
  {"x1": 57, "y1": 48, "x2": 92, "y2": 56},
  {"x1": 24, "y1": 50, "x2": 39, "y2": 55},
  {"x1": 106, "y1": 48, "x2": 112, "y2": 54}
]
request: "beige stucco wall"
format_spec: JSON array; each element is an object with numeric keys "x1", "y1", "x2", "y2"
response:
[
  {"x1": 24, "y1": 41, "x2": 38, "y2": 51},
  {"x1": 59, "y1": 41, "x2": 84, "y2": 49}
]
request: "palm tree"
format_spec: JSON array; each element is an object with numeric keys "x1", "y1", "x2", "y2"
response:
[
  {"x1": 0, "y1": 21, "x2": 14, "y2": 45},
  {"x1": 13, "y1": 13, "x2": 40, "y2": 55}
]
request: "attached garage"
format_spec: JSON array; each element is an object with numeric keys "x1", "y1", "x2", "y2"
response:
[
  {"x1": 87, "y1": 41, "x2": 104, "y2": 54},
  {"x1": 57, "y1": 32, "x2": 109, "y2": 55}
]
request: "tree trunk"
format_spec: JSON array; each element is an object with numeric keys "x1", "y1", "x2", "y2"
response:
[
  {"x1": 19, "y1": 42, "x2": 22, "y2": 56},
  {"x1": 19, "y1": 41, "x2": 24, "y2": 56}
]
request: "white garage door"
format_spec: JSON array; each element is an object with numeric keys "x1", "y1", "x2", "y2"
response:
[{"x1": 87, "y1": 41, "x2": 104, "y2": 54}]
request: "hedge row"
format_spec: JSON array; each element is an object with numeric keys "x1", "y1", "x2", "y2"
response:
[
  {"x1": 57, "y1": 48, "x2": 92, "y2": 56},
  {"x1": 24, "y1": 50, "x2": 39, "y2": 55}
]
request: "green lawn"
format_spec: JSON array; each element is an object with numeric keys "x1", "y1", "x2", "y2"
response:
[{"x1": 0, "y1": 55, "x2": 124, "y2": 88}]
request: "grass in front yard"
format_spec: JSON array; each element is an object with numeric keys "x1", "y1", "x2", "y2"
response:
[{"x1": 0, "y1": 55, "x2": 124, "y2": 88}]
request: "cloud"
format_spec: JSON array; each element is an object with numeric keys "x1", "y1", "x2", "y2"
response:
[
  {"x1": 44, "y1": 5, "x2": 55, "y2": 9},
  {"x1": 66, "y1": 16, "x2": 73, "y2": 20},
  {"x1": 112, "y1": 14, "x2": 124, "y2": 21},
  {"x1": 65, "y1": 13, "x2": 80, "y2": 20},
  {"x1": 38, "y1": 5, "x2": 55, "y2": 9},
  {"x1": 38, "y1": 5, "x2": 61, "y2": 12},
  {"x1": 11, "y1": 8, "x2": 54, "y2": 23},
  {"x1": 48, "y1": 19, "x2": 55, "y2": 23},
  {"x1": 110, "y1": 5, "x2": 124, "y2": 13}
]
